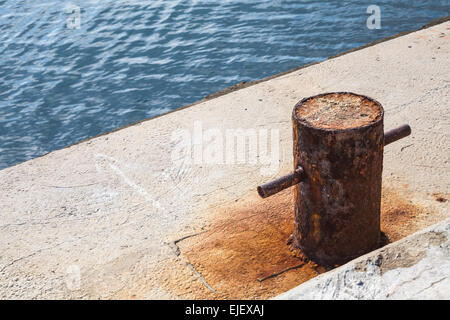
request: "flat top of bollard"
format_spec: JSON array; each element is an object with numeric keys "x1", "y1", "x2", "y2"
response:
[{"x1": 295, "y1": 92, "x2": 383, "y2": 130}]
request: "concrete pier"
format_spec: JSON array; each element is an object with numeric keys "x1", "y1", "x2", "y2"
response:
[
  {"x1": 274, "y1": 218, "x2": 450, "y2": 300},
  {"x1": 0, "y1": 19, "x2": 449, "y2": 299}
]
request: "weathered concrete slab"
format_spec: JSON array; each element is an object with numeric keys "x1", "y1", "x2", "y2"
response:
[
  {"x1": 274, "y1": 218, "x2": 450, "y2": 300},
  {"x1": 0, "y1": 20, "x2": 449, "y2": 299}
]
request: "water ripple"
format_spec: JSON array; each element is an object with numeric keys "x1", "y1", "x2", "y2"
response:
[{"x1": 0, "y1": 0, "x2": 448, "y2": 169}]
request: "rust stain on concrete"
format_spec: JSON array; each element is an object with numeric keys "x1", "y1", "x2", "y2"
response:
[
  {"x1": 380, "y1": 186, "x2": 436, "y2": 243},
  {"x1": 177, "y1": 189, "x2": 321, "y2": 299},
  {"x1": 166, "y1": 185, "x2": 434, "y2": 299}
]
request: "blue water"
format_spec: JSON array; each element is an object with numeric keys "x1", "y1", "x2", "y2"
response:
[{"x1": 0, "y1": 1, "x2": 448, "y2": 169}]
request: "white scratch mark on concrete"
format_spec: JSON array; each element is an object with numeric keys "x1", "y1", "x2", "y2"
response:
[{"x1": 94, "y1": 153, "x2": 163, "y2": 211}]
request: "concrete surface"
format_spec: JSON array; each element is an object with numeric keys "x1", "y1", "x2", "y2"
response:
[
  {"x1": 0, "y1": 20, "x2": 449, "y2": 299},
  {"x1": 274, "y1": 218, "x2": 450, "y2": 300}
]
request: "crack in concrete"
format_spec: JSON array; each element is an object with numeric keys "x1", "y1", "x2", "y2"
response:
[
  {"x1": 43, "y1": 183, "x2": 99, "y2": 189},
  {"x1": 414, "y1": 276, "x2": 449, "y2": 296},
  {"x1": 0, "y1": 235, "x2": 88, "y2": 273},
  {"x1": 386, "y1": 266, "x2": 433, "y2": 298},
  {"x1": 168, "y1": 231, "x2": 217, "y2": 294},
  {"x1": 257, "y1": 262, "x2": 306, "y2": 282}
]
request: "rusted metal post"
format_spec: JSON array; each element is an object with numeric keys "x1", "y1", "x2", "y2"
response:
[
  {"x1": 256, "y1": 92, "x2": 412, "y2": 265},
  {"x1": 291, "y1": 92, "x2": 385, "y2": 265},
  {"x1": 256, "y1": 124, "x2": 410, "y2": 199}
]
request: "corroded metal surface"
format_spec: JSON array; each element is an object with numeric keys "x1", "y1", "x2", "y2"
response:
[
  {"x1": 257, "y1": 167, "x2": 304, "y2": 198},
  {"x1": 384, "y1": 124, "x2": 411, "y2": 146},
  {"x1": 292, "y1": 92, "x2": 385, "y2": 265},
  {"x1": 256, "y1": 93, "x2": 413, "y2": 265},
  {"x1": 256, "y1": 124, "x2": 410, "y2": 198}
]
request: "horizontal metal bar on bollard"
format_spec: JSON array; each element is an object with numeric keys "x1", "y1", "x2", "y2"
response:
[{"x1": 257, "y1": 124, "x2": 411, "y2": 199}]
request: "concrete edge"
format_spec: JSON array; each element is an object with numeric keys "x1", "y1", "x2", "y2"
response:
[
  {"x1": 273, "y1": 217, "x2": 450, "y2": 300},
  {"x1": 4, "y1": 15, "x2": 449, "y2": 171}
]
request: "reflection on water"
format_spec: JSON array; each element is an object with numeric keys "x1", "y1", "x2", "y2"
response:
[{"x1": 0, "y1": 0, "x2": 448, "y2": 168}]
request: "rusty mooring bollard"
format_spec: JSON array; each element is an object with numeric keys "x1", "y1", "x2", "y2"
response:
[{"x1": 257, "y1": 92, "x2": 411, "y2": 265}]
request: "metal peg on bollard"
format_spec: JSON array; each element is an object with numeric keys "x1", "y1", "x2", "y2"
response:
[
  {"x1": 384, "y1": 124, "x2": 411, "y2": 146},
  {"x1": 257, "y1": 124, "x2": 411, "y2": 199},
  {"x1": 257, "y1": 167, "x2": 305, "y2": 198}
]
